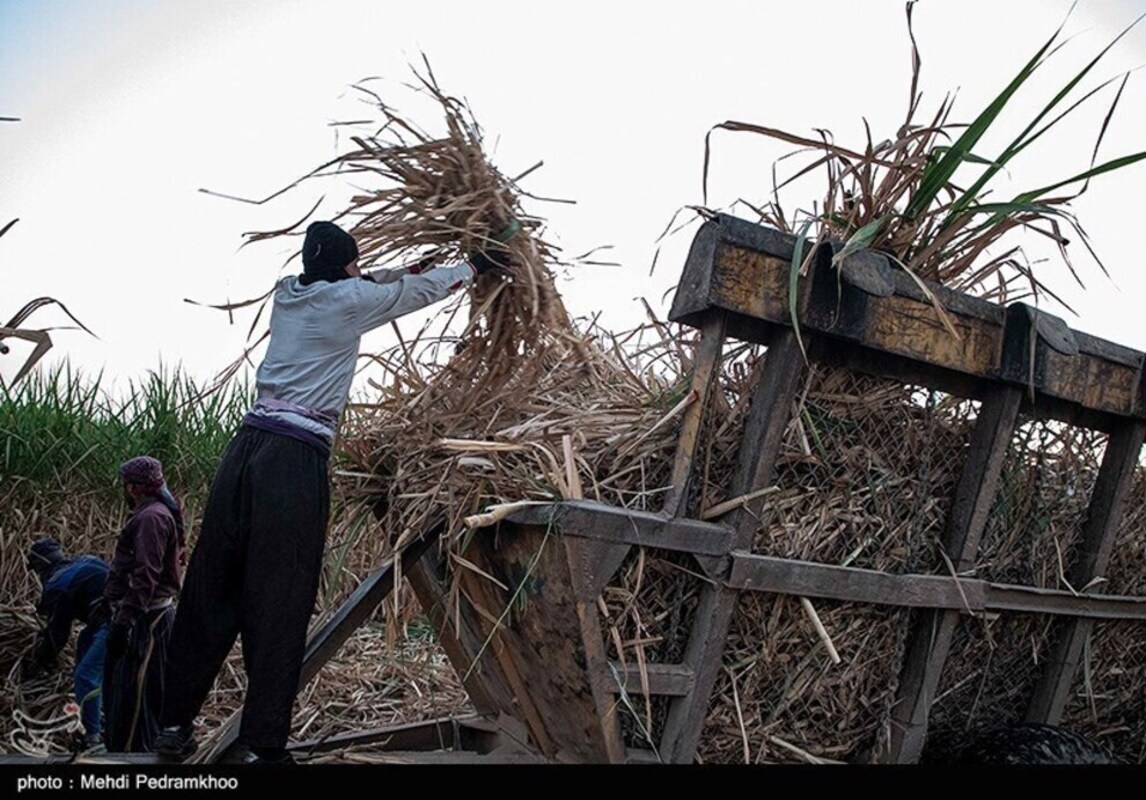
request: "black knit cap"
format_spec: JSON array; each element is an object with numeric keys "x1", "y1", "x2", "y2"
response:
[
  {"x1": 27, "y1": 538, "x2": 64, "y2": 575},
  {"x1": 301, "y1": 221, "x2": 359, "y2": 283}
]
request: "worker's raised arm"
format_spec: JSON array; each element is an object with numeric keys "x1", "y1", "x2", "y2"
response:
[
  {"x1": 351, "y1": 261, "x2": 477, "y2": 334},
  {"x1": 363, "y1": 250, "x2": 440, "y2": 285},
  {"x1": 352, "y1": 225, "x2": 518, "y2": 333}
]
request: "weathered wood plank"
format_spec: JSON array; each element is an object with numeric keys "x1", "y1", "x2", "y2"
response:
[
  {"x1": 318, "y1": 749, "x2": 549, "y2": 764},
  {"x1": 885, "y1": 385, "x2": 1021, "y2": 763},
  {"x1": 1011, "y1": 312, "x2": 1144, "y2": 417},
  {"x1": 289, "y1": 717, "x2": 466, "y2": 756},
  {"x1": 673, "y1": 215, "x2": 1146, "y2": 422},
  {"x1": 660, "y1": 328, "x2": 806, "y2": 763},
  {"x1": 448, "y1": 523, "x2": 619, "y2": 763},
  {"x1": 709, "y1": 244, "x2": 793, "y2": 325},
  {"x1": 606, "y1": 662, "x2": 694, "y2": 697},
  {"x1": 723, "y1": 553, "x2": 1146, "y2": 621},
  {"x1": 300, "y1": 533, "x2": 440, "y2": 686},
  {"x1": 864, "y1": 297, "x2": 1002, "y2": 379},
  {"x1": 987, "y1": 583, "x2": 1146, "y2": 621},
  {"x1": 663, "y1": 313, "x2": 727, "y2": 518},
  {"x1": 507, "y1": 500, "x2": 737, "y2": 557},
  {"x1": 1026, "y1": 420, "x2": 1146, "y2": 723},
  {"x1": 563, "y1": 537, "x2": 627, "y2": 763},
  {"x1": 405, "y1": 551, "x2": 510, "y2": 716},
  {"x1": 727, "y1": 553, "x2": 987, "y2": 608}
]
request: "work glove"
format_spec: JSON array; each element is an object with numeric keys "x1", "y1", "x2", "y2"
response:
[
  {"x1": 467, "y1": 220, "x2": 521, "y2": 276},
  {"x1": 106, "y1": 622, "x2": 130, "y2": 664}
]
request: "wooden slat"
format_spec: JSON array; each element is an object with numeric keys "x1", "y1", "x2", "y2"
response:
[
  {"x1": 507, "y1": 500, "x2": 737, "y2": 557},
  {"x1": 1027, "y1": 420, "x2": 1146, "y2": 723},
  {"x1": 287, "y1": 715, "x2": 510, "y2": 757},
  {"x1": 659, "y1": 328, "x2": 806, "y2": 763},
  {"x1": 884, "y1": 385, "x2": 1021, "y2": 763},
  {"x1": 300, "y1": 533, "x2": 440, "y2": 685},
  {"x1": 987, "y1": 583, "x2": 1146, "y2": 621},
  {"x1": 317, "y1": 749, "x2": 548, "y2": 764},
  {"x1": 288, "y1": 717, "x2": 463, "y2": 755},
  {"x1": 564, "y1": 538, "x2": 627, "y2": 763},
  {"x1": 443, "y1": 522, "x2": 622, "y2": 763},
  {"x1": 675, "y1": 215, "x2": 1146, "y2": 426},
  {"x1": 606, "y1": 662, "x2": 694, "y2": 697},
  {"x1": 727, "y1": 554, "x2": 987, "y2": 608},
  {"x1": 663, "y1": 313, "x2": 727, "y2": 518},
  {"x1": 723, "y1": 552, "x2": 1146, "y2": 620},
  {"x1": 205, "y1": 530, "x2": 441, "y2": 763}
]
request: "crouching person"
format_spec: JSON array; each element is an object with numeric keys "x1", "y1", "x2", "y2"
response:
[
  {"x1": 22, "y1": 539, "x2": 111, "y2": 754},
  {"x1": 103, "y1": 455, "x2": 185, "y2": 753}
]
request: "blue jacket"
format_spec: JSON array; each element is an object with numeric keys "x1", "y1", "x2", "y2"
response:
[{"x1": 30, "y1": 556, "x2": 110, "y2": 670}]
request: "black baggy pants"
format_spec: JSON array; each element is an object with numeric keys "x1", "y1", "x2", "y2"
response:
[
  {"x1": 160, "y1": 426, "x2": 329, "y2": 750},
  {"x1": 104, "y1": 606, "x2": 174, "y2": 753}
]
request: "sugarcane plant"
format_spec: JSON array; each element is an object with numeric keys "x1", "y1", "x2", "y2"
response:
[{"x1": 703, "y1": 1, "x2": 1146, "y2": 357}]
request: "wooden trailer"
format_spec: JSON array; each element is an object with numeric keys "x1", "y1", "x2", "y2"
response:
[{"x1": 13, "y1": 213, "x2": 1142, "y2": 766}]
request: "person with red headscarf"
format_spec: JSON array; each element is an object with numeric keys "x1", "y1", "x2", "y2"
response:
[{"x1": 102, "y1": 455, "x2": 185, "y2": 753}]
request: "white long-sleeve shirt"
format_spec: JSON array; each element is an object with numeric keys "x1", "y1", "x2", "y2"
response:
[{"x1": 248, "y1": 263, "x2": 474, "y2": 443}]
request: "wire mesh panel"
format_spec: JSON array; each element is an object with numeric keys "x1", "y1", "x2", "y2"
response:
[
  {"x1": 691, "y1": 368, "x2": 981, "y2": 763},
  {"x1": 922, "y1": 612, "x2": 1058, "y2": 763},
  {"x1": 923, "y1": 419, "x2": 1109, "y2": 762},
  {"x1": 1060, "y1": 620, "x2": 1146, "y2": 763},
  {"x1": 604, "y1": 548, "x2": 705, "y2": 755},
  {"x1": 1059, "y1": 471, "x2": 1146, "y2": 762},
  {"x1": 604, "y1": 339, "x2": 760, "y2": 754}
]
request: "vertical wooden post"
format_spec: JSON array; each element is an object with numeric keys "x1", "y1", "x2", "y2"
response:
[
  {"x1": 1026, "y1": 420, "x2": 1146, "y2": 723},
  {"x1": 659, "y1": 329, "x2": 806, "y2": 763},
  {"x1": 882, "y1": 385, "x2": 1022, "y2": 763},
  {"x1": 406, "y1": 552, "x2": 509, "y2": 715},
  {"x1": 662, "y1": 313, "x2": 728, "y2": 518},
  {"x1": 564, "y1": 537, "x2": 628, "y2": 763}
]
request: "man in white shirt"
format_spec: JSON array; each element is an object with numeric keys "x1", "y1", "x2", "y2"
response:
[{"x1": 156, "y1": 220, "x2": 510, "y2": 763}]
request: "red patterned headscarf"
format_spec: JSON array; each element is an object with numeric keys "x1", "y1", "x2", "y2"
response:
[
  {"x1": 118, "y1": 455, "x2": 185, "y2": 546},
  {"x1": 119, "y1": 455, "x2": 165, "y2": 491}
]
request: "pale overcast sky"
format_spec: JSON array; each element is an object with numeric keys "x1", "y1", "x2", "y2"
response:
[{"x1": 3, "y1": 0, "x2": 1146, "y2": 391}]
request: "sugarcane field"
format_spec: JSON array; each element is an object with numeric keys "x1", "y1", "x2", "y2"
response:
[{"x1": 4, "y1": 1, "x2": 1146, "y2": 775}]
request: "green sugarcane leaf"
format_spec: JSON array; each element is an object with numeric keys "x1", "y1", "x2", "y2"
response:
[
  {"x1": 907, "y1": 14, "x2": 1068, "y2": 219},
  {"x1": 789, "y1": 217, "x2": 816, "y2": 363},
  {"x1": 943, "y1": 12, "x2": 1145, "y2": 226},
  {"x1": 831, "y1": 216, "x2": 887, "y2": 267}
]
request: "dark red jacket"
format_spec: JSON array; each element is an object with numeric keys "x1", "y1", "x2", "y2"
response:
[{"x1": 104, "y1": 498, "x2": 183, "y2": 626}]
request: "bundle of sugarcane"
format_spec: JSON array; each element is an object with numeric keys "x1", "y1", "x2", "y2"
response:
[
  {"x1": 238, "y1": 61, "x2": 588, "y2": 405},
  {"x1": 334, "y1": 317, "x2": 693, "y2": 556},
  {"x1": 234, "y1": 62, "x2": 696, "y2": 558}
]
